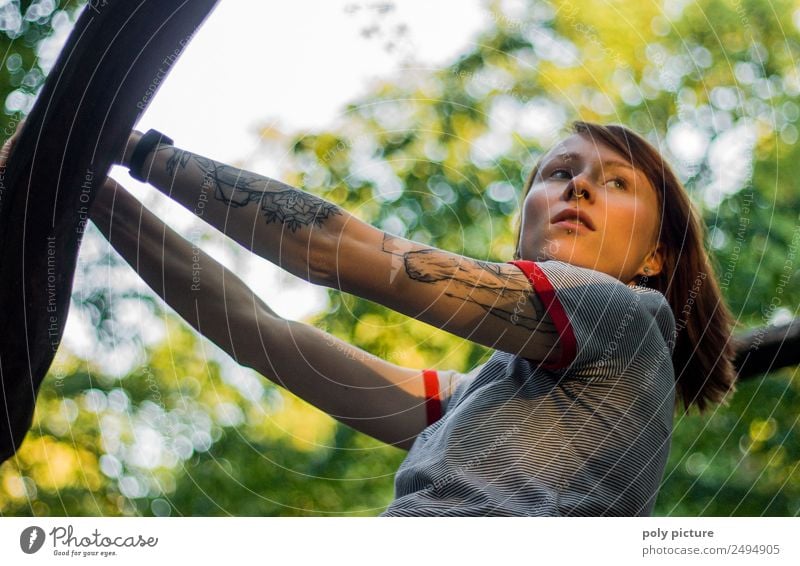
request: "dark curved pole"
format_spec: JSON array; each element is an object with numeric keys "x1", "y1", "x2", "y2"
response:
[
  {"x1": 733, "y1": 317, "x2": 800, "y2": 381},
  {"x1": 0, "y1": 0, "x2": 219, "y2": 464}
]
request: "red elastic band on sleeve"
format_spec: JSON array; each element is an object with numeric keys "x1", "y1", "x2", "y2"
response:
[
  {"x1": 422, "y1": 369, "x2": 442, "y2": 426},
  {"x1": 507, "y1": 260, "x2": 577, "y2": 369}
]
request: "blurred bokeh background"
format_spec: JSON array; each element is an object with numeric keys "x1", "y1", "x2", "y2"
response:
[{"x1": 1, "y1": 0, "x2": 798, "y2": 516}]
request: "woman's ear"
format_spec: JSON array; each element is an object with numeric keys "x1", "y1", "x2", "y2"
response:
[{"x1": 641, "y1": 241, "x2": 665, "y2": 277}]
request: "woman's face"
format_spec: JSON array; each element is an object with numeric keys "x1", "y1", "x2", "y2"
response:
[{"x1": 518, "y1": 133, "x2": 664, "y2": 285}]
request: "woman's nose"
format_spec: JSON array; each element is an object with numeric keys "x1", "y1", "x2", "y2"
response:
[{"x1": 563, "y1": 173, "x2": 593, "y2": 202}]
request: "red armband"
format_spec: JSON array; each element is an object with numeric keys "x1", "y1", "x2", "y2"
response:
[
  {"x1": 507, "y1": 260, "x2": 577, "y2": 369},
  {"x1": 422, "y1": 369, "x2": 442, "y2": 426}
]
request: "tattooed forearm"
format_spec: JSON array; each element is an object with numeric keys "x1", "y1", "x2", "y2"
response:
[
  {"x1": 381, "y1": 232, "x2": 552, "y2": 330},
  {"x1": 159, "y1": 146, "x2": 343, "y2": 233}
]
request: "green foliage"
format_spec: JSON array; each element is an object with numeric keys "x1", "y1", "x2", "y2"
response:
[
  {"x1": 2, "y1": 0, "x2": 799, "y2": 516},
  {"x1": 1, "y1": 318, "x2": 405, "y2": 516},
  {"x1": 661, "y1": 369, "x2": 800, "y2": 515},
  {"x1": 0, "y1": 1, "x2": 83, "y2": 131}
]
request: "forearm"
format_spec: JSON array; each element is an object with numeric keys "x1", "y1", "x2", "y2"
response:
[
  {"x1": 121, "y1": 142, "x2": 498, "y2": 329},
  {"x1": 89, "y1": 181, "x2": 276, "y2": 366},
  {"x1": 127, "y1": 142, "x2": 347, "y2": 286},
  {"x1": 89, "y1": 182, "x2": 429, "y2": 447}
]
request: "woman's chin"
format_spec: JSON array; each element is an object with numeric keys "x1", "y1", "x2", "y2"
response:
[
  {"x1": 519, "y1": 233, "x2": 597, "y2": 263},
  {"x1": 528, "y1": 239, "x2": 588, "y2": 264}
]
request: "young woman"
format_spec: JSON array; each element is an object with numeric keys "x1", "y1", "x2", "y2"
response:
[{"x1": 80, "y1": 120, "x2": 736, "y2": 516}]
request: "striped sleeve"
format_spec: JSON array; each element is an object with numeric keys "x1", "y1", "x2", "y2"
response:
[
  {"x1": 507, "y1": 259, "x2": 674, "y2": 381},
  {"x1": 422, "y1": 368, "x2": 481, "y2": 425}
]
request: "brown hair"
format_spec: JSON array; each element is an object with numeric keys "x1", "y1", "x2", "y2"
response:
[{"x1": 512, "y1": 121, "x2": 738, "y2": 415}]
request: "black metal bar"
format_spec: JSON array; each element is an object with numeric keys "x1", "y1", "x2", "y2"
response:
[
  {"x1": 733, "y1": 318, "x2": 800, "y2": 381},
  {"x1": 0, "y1": 0, "x2": 219, "y2": 464}
]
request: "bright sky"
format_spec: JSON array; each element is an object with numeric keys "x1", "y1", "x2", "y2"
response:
[{"x1": 59, "y1": 0, "x2": 490, "y2": 371}]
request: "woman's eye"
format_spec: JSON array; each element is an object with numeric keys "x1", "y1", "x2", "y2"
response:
[
  {"x1": 551, "y1": 168, "x2": 571, "y2": 179},
  {"x1": 607, "y1": 178, "x2": 626, "y2": 190}
]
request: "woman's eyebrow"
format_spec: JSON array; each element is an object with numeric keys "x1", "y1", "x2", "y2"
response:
[
  {"x1": 553, "y1": 151, "x2": 635, "y2": 170},
  {"x1": 540, "y1": 153, "x2": 573, "y2": 168}
]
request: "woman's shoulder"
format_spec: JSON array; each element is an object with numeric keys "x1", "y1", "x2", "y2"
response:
[
  {"x1": 629, "y1": 284, "x2": 676, "y2": 353},
  {"x1": 531, "y1": 259, "x2": 677, "y2": 353},
  {"x1": 535, "y1": 260, "x2": 670, "y2": 302}
]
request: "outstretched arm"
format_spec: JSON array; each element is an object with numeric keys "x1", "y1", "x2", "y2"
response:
[
  {"x1": 123, "y1": 134, "x2": 562, "y2": 365},
  {"x1": 89, "y1": 178, "x2": 453, "y2": 450}
]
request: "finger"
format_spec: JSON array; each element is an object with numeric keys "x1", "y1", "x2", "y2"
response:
[
  {"x1": 1, "y1": 138, "x2": 13, "y2": 163},
  {"x1": 12, "y1": 118, "x2": 26, "y2": 139}
]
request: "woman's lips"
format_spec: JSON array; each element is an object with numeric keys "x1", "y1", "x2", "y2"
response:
[
  {"x1": 550, "y1": 208, "x2": 596, "y2": 231},
  {"x1": 553, "y1": 219, "x2": 592, "y2": 232}
]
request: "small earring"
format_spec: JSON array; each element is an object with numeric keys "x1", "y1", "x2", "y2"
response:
[{"x1": 643, "y1": 267, "x2": 650, "y2": 274}]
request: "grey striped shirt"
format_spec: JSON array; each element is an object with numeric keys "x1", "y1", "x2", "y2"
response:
[{"x1": 380, "y1": 259, "x2": 676, "y2": 516}]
